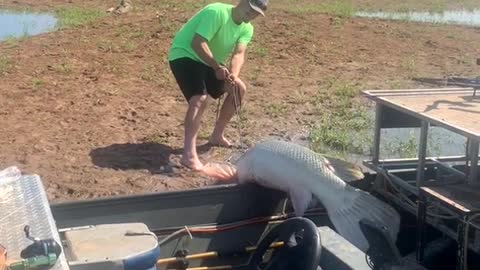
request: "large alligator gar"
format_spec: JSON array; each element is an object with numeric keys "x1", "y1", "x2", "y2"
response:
[{"x1": 202, "y1": 139, "x2": 400, "y2": 252}]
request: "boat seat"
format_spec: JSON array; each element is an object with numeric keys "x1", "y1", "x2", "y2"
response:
[
  {"x1": 62, "y1": 223, "x2": 160, "y2": 270},
  {"x1": 0, "y1": 167, "x2": 69, "y2": 270}
]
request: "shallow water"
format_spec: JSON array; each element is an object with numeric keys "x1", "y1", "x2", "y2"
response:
[
  {"x1": 0, "y1": 10, "x2": 57, "y2": 41},
  {"x1": 355, "y1": 9, "x2": 480, "y2": 27}
]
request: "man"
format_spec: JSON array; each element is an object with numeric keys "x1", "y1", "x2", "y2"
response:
[{"x1": 168, "y1": 0, "x2": 268, "y2": 171}]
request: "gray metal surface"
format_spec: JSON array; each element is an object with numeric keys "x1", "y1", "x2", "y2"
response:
[
  {"x1": 64, "y1": 223, "x2": 158, "y2": 270},
  {"x1": 318, "y1": 226, "x2": 370, "y2": 270},
  {"x1": 51, "y1": 184, "x2": 287, "y2": 230},
  {"x1": 0, "y1": 174, "x2": 69, "y2": 270}
]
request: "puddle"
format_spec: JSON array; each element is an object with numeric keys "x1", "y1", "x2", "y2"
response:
[
  {"x1": 0, "y1": 10, "x2": 57, "y2": 41},
  {"x1": 355, "y1": 9, "x2": 480, "y2": 27}
]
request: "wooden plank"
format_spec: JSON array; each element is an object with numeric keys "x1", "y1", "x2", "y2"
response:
[
  {"x1": 421, "y1": 187, "x2": 471, "y2": 213},
  {"x1": 364, "y1": 87, "x2": 473, "y2": 94},
  {"x1": 362, "y1": 88, "x2": 480, "y2": 140},
  {"x1": 384, "y1": 94, "x2": 480, "y2": 137},
  {"x1": 421, "y1": 184, "x2": 480, "y2": 213}
]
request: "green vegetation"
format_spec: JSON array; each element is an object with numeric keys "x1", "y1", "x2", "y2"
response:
[
  {"x1": 0, "y1": 56, "x2": 13, "y2": 76},
  {"x1": 279, "y1": 0, "x2": 355, "y2": 17},
  {"x1": 55, "y1": 7, "x2": 104, "y2": 29},
  {"x1": 309, "y1": 79, "x2": 373, "y2": 156}
]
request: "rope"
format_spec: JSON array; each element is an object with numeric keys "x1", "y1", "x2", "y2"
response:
[
  {"x1": 231, "y1": 82, "x2": 245, "y2": 149},
  {"x1": 212, "y1": 69, "x2": 247, "y2": 163},
  {"x1": 379, "y1": 168, "x2": 457, "y2": 220}
]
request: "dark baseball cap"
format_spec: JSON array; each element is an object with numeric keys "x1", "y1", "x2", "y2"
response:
[{"x1": 249, "y1": 0, "x2": 268, "y2": 16}]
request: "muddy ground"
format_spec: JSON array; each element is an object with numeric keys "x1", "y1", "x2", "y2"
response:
[{"x1": 1, "y1": 0, "x2": 479, "y2": 202}]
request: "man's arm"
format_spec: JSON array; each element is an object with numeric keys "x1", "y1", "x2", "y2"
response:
[
  {"x1": 191, "y1": 34, "x2": 229, "y2": 80},
  {"x1": 191, "y1": 34, "x2": 221, "y2": 69},
  {"x1": 229, "y1": 43, "x2": 247, "y2": 79}
]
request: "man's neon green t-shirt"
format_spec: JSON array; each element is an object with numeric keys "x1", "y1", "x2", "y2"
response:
[{"x1": 168, "y1": 2, "x2": 254, "y2": 65}]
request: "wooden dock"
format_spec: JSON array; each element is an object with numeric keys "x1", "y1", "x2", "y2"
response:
[
  {"x1": 363, "y1": 88, "x2": 480, "y2": 140},
  {"x1": 362, "y1": 87, "x2": 480, "y2": 270},
  {"x1": 363, "y1": 87, "x2": 479, "y2": 185}
]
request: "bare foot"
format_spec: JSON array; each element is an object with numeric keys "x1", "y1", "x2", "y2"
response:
[
  {"x1": 209, "y1": 136, "x2": 232, "y2": 148},
  {"x1": 180, "y1": 156, "x2": 204, "y2": 171}
]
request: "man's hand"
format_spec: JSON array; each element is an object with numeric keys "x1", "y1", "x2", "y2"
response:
[
  {"x1": 215, "y1": 66, "x2": 230, "y2": 81},
  {"x1": 224, "y1": 74, "x2": 240, "y2": 97},
  {"x1": 227, "y1": 73, "x2": 237, "y2": 85}
]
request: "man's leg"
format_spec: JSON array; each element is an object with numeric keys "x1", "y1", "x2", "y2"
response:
[
  {"x1": 210, "y1": 79, "x2": 246, "y2": 147},
  {"x1": 182, "y1": 94, "x2": 210, "y2": 170}
]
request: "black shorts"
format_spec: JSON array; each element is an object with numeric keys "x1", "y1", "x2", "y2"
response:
[{"x1": 169, "y1": 57, "x2": 226, "y2": 101}]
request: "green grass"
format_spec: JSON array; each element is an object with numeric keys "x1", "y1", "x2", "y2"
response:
[
  {"x1": 140, "y1": 65, "x2": 161, "y2": 82},
  {"x1": 53, "y1": 62, "x2": 73, "y2": 74},
  {"x1": 121, "y1": 40, "x2": 137, "y2": 53},
  {"x1": 234, "y1": 107, "x2": 249, "y2": 130},
  {"x1": 265, "y1": 103, "x2": 288, "y2": 118},
  {"x1": 0, "y1": 56, "x2": 13, "y2": 76},
  {"x1": 381, "y1": 131, "x2": 443, "y2": 158},
  {"x1": 278, "y1": 0, "x2": 478, "y2": 14},
  {"x1": 402, "y1": 56, "x2": 417, "y2": 79},
  {"x1": 105, "y1": 59, "x2": 124, "y2": 75},
  {"x1": 144, "y1": 133, "x2": 169, "y2": 144},
  {"x1": 309, "y1": 79, "x2": 373, "y2": 155},
  {"x1": 2, "y1": 36, "x2": 21, "y2": 48},
  {"x1": 32, "y1": 78, "x2": 44, "y2": 88},
  {"x1": 309, "y1": 108, "x2": 373, "y2": 155},
  {"x1": 308, "y1": 76, "x2": 452, "y2": 159},
  {"x1": 280, "y1": 0, "x2": 355, "y2": 17},
  {"x1": 97, "y1": 40, "x2": 117, "y2": 53},
  {"x1": 248, "y1": 66, "x2": 262, "y2": 82},
  {"x1": 55, "y1": 7, "x2": 105, "y2": 29},
  {"x1": 251, "y1": 44, "x2": 268, "y2": 58}
]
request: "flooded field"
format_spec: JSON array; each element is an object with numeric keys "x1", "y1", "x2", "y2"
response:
[
  {"x1": 0, "y1": 10, "x2": 57, "y2": 40},
  {"x1": 356, "y1": 9, "x2": 480, "y2": 27}
]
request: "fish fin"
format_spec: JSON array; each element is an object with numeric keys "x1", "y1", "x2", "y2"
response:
[
  {"x1": 323, "y1": 156, "x2": 364, "y2": 182},
  {"x1": 202, "y1": 162, "x2": 238, "y2": 182},
  {"x1": 326, "y1": 189, "x2": 400, "y2": 252},
  {"x1": 308, "y1": 196, "x2": 320, "y2": 209},
  {"x1": 289, "y1": 188, "x2": 312, "y2": 217}
]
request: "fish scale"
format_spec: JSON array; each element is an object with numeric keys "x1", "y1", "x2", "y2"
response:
[{"x1": 237, "y1": 140, "x2": 347, "y2": 190}]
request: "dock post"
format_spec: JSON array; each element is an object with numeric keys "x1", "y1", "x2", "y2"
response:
[
  {"x1": 417, "y1": 121, "x2": 429, "y2": 188},
  {"x1": 372, "y1": 104, "x2": 382, "y2": 165},
  {"x1": 456, "y1": 216, "x2": 467, "y2": 270},
  {"x1": 468, "y1": 139, "x2": 479, "y2": 185},
  {"x1": 416, "y1": 190, "x2": 427, "y2": 264},
  {"x1": 466, "y1": 138, "x2": 471, "y2": 180}
]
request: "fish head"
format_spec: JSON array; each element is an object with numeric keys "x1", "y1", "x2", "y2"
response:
[{"x1": 201, "y1": 162, "x2": 238, "y2": 182}]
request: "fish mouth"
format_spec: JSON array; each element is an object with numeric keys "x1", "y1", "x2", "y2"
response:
[{"x1": 201, "y1": 162, "x2": 238, "y2": 182}]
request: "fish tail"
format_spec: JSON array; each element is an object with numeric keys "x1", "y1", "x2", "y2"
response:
[
  {"x1": 201, "y1": 162, "x2": 238, "y2": 182},
  {"x1": 326, "y1": 188, "x2": 400, "y2": 252}
]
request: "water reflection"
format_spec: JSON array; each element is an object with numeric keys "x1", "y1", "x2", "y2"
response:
[
  {"x1": 0, "y1": 10, "x2": 57, "y2": 41},
  {"x1": 356, "y1": 9, "x2": 480, "y2": 27}
]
